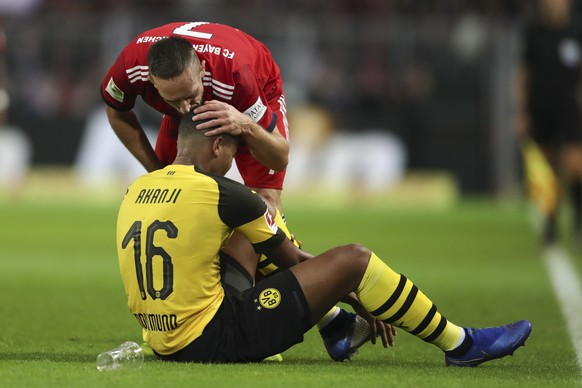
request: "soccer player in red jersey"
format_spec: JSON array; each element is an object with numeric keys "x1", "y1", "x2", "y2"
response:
[{"x1": 101, "y1": 22, "x2": 288, "y2": 211}]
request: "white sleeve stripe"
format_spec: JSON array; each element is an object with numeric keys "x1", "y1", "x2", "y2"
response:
[
  {"x1": 203, "y1": 76, "x2": 235, "y2": 90},
  {"x1": 278, "y1": 95, "x2": 289, "y2": 138},
  {"x1": 211, "y1": 78, "x2": 235, "y2": 90},
  {"x1": 128, "y1": 71, "x2": 149, "y2": 80},
  {"x1": 211, "y1": 85, "x2": 234, "y2": 96},
  {"x1": 126, "y1": 65, "x2": 149, "y2": 74},
  {"x1": 129, "y1": 76, "x2": 149, "y2": 84},
  {"x1": 212, "y1": 90, "x2": 233, "y2": 100},
  {"x1": 203, "y1": 82, "x2": 233, "y2": 99}
]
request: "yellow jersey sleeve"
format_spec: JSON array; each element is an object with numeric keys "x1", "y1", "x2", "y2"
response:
[{"x1": 213, "y1": 173, "x2": 286, "y2": 252}]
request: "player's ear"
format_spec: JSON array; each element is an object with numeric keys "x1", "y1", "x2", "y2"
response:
[
  {"x1": 148, "y1": 74, "x2": 157, "y2": 87},
  {"x1": 211, "y1": 136, "x2": 223, "y2": 157}
]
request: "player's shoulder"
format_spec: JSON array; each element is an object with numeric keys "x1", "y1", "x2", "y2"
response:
[
  {"x1": 198, "y1": 168, "x2": 256, "y2": 199},
  {"x1": 196, "y1": 168, "x2": 267, "y2": 225},
  {"x1": 118, "y1": 22, "x2": 183, "y2": 60}
]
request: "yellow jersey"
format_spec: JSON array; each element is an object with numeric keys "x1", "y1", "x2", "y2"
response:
[{"x1": 116, "y1": 165, "x2": 285, "y2": 355}]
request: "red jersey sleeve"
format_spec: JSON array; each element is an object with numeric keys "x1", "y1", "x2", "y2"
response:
[
  {"x1": 100, "y1": 51, "x2": 140, "y2": 112},
  {"x1": 100, "y1": 23, "x2": 187, "y2": 116},
  {"x1": 231, "y1": 64, "x2": 277, "y2": 132}
]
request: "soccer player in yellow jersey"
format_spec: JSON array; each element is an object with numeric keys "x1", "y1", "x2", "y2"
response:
[{"x1": 116, "y1": 111, "x2": 532, "y2": 365}]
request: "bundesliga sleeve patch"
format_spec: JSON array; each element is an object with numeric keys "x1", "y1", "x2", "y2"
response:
[
  {"x1": 105, "y1": 77, "x2": 125, "y2": 103},
  {"x1": 243, "y1": 96, "x2": 267, "y2": 123},
  {"x1": 263, "y1": 209, "x2": 278, "y2": 234}
]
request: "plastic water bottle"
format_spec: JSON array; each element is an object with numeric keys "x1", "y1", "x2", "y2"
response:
[{"x1": 96, "y1": 341, "x2": 144, "y2": 371}]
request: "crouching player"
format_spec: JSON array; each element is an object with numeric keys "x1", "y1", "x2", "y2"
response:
[{"x1": 115, "y1": 112, "x2": 531, "y2": 365}]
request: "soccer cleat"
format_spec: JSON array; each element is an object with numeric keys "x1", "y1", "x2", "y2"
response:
[
  {"x1": 319, "y1": 310, "x2": 371, "y2": 362},
  {"x1": 445, "y1": 320, "x2": 532, "y2": 367}
]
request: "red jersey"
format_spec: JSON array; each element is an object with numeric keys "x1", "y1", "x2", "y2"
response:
[{"x1": 101, "y1": 22, "x2": 283, "y2": 132}]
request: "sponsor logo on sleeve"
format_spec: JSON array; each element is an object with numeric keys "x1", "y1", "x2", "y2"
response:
[
  {"x1": 105, "y1": 77, "x2": 125, "y2": 103},
  {"x1": 243, "y1": 97, "x2": 267, "y2": 123}
]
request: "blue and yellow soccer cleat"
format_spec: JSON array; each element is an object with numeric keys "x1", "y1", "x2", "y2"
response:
[
  {"x1": 319, "y1": 310, "x2": 371, "y2": 362},
  {"x1": 445, "y1": 320, "x2": 532, "y2": 367}
]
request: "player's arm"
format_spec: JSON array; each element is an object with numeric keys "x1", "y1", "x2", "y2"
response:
[
  {"x1": 194, "y1": 100, "x2": 288, "y2": 172},
  {"x1": 261, "y1": 227, "x2": 397, "y2": 347},
  {"x1": 262, "y1": 237, "x2": 312, "y2": 266},
  {"x1": 236, "y1": 113, "x2": 289, "y2": 173},
  {"x1": 105, "y1": 105, "x2": 163, "y2": 172},
  {"x1": 232, "y1": 186, "x2": 396, "y2": 345}
]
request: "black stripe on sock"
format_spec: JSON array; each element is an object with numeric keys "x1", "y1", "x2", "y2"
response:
[
  {"x1": 422, "y1": 315, "x2": 447, "y2": 343},
  {"x1": 386, "y1": 285, "x2": 419, "y2": 323},
  {"x1": 370, "y1": 275, "x2": 407, "y2": 317},
  {"x1": 445, "y1": 328, "x2": 473, "y2": 356},
  {"x1": 410, "y1": 304, "x2": 437, "y2": 336}
]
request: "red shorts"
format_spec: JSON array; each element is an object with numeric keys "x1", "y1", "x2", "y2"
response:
[{"x1": 155, "y1": 97, "x2": 288, "y2": 190}]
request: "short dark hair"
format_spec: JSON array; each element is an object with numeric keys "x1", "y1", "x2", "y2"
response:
[
  {"x1": 147, "y1": 37, "x2": 199, "y2": 79},
  {"x1": 178, "y1": 111, "x2": 205, "y2": 140},
  {"x1": 178, "y1": 111, "x2": 238, "y2": 146}
]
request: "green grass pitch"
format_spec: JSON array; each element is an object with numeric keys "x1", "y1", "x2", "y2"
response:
[{"x1": 0, "y1": 198, "x2": 580, "y2": 387}]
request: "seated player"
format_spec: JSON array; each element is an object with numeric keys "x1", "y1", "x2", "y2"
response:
[{"x1": 115, "y1": 112, "x2": 532, "y2": 365}]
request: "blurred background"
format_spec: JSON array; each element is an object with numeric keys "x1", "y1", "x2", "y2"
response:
[{"x1": 0, "y1": 0, "x2": 575, "y2": 201}]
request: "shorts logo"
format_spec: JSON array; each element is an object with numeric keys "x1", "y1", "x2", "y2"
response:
[{"x1": 258, "y1": 288, "x2": 281, "y2": 309}]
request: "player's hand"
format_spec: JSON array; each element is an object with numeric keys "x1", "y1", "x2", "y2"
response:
[
  {"x1": 372, "y1": 319, "x2": 397, "y2": 348},
  {"x1": 290, "y1": 234, "x2": 302, "y2": 249},
  {"x1": 361, "y1": 312, "x2": 397, "y2": 348},
  {"x1": 192, "y1": 100, "x2": 252, "y2": 137},
  {"x1": 350, "y1": 301, "x2": 396, "y2": 348}
]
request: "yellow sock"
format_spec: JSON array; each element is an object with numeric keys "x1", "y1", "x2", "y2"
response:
[
  {"x1": 317, "y1": 306, "x2": 341, "y2": 330},
  {"x1": 357, "y1": 252, "x2": 463, "y2": 351}
]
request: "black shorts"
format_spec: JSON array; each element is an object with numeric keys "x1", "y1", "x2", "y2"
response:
[
  {"x1": 530, "y1": 103, "x2": 582, "y2": 145},
  {"x1": 155, "y1": 269, "x2": 311, "y2": 363}
]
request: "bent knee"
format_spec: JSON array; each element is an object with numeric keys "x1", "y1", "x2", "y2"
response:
[
  {"x1": 336, "y1": 243, "x2": 372, "y2": 264},
  {"x1": 346, "y1": 243, "x2": 371, "y2": 256}
]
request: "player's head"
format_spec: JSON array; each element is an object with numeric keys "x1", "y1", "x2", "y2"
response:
[
  {"x1": 147, "y1": 37, "x2": 206, "y2": 115},
  {"x1": 174, "y1": 111, "x2": 238, "y2": 176}
]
